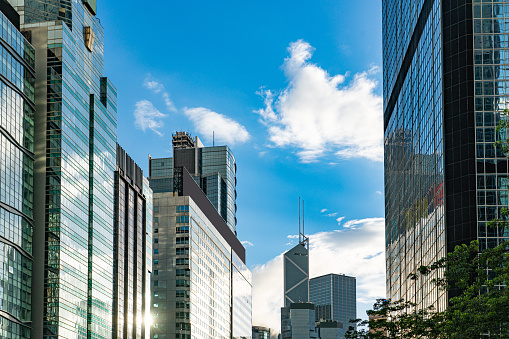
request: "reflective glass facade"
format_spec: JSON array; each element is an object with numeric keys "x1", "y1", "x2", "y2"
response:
[
  {"x1": 232, "y1": 251, "x2": 252, "y2": 339},
  {"x1": 473, "y1": 2, "x2": 509, "y2": 253},
  {"x1": 114, "y1": 145, "x2": 152, "y2": 339},
  {"x1": 384, "y1": 0, "x2": 447, "y2": 312},
  {"x1": 151, "y1": 193, "x2": 251, "y2": 339},
  {"x1": 18, "y1": 0, "x2": 118, "y2": 337},
  {"x1": 283, "y1": 242, "x2": 309, "y2": 307},
  {"x1": 149, "y1": 134, "x2": 238, "y2": 233},
  {"x1": 384, "y1": 0, "x2": 509, "y2": 312},
  {"x1": 0, "y1": 5, "x2": 34, "y2": 338},
  {"x1": 309, "y1": 274, "x2": 356, "y2": 337}
]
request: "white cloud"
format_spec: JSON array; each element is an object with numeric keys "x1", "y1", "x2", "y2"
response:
[
  {"x1": 375, "y1": 190, "x2": 383, "y2": 195},
  {"x1": 134, "y1": 100, "x2": 168, "y2": 136},
  {"x1": 320, "y1": 208, "x2": 328, "y2": 213},
  {"x1": 336, "y1": 216, "x2": 345, "y2": 225},
  {"x1": 241, "y1": 240, "x2": 254, "y2": 247},
  {"x1": 251, "y1": 217, "x2": 385, "y2": 334},
  {"x1": 256, "y1": 40, "x2": 383, "y2": 163},
  {"x1": 287, "y1": 235, "x2": 299, "y2": 239},
  {"x1": 183, "y1": 107, "x2": 250, "y2": 145},
  {"x1": 325, "y1": 212, "x2": 338, "y2": 217},
  {"x1": 143, "y1": 77, "x2": 177, "y2": 112}
]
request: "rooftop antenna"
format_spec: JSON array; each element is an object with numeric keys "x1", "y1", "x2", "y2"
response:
[
  {"x1": 303, "y1": 200, "x2": 305, "y2": 239},
  {"x1": 299, "y1": 197, "x2": 301, "y2": 243},
  {"x1": 213, "y1": 131, "x2": 215, "y2": 147}
]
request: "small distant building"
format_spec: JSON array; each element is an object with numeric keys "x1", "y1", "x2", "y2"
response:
[
  {"x1": 281, "y1": 303, "x2": 318, "y2": 339},
  {"x1": 316, "y1": 321, "x2": 342, "y2": 339},
  {"x1": 253, "y1": 326, "x2": 271, "y2": 339}
]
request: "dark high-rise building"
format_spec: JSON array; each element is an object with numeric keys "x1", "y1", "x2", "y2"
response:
[
  {"x1": 281, "y1": 235, "x2": 316, "y2": 339},
  {"x1": 310, "y1": 273, "x2": 356, "y2": 337},
  {"x1": 114, "y1": 144, "x2": 152, "y2": 339},
  {"x1": 149, "y1": 131, "x2": 237, "y2": 233},
  {"x1": 0, "y1": 1, "x2": 35, "y2": 337},
  {"x1": 283, "y1": 241, "x2": 309, "y2": 307},
  {"x1": 383, "y1": 0, "x2": 509, "y2": 311},
  {"x1": 7, "y1": 0, "x2": 119, "y2": 337}
]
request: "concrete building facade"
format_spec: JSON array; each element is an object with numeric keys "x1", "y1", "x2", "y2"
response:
[{"x1": 150, "y1": 166, "x2": 251, "y2": 339}]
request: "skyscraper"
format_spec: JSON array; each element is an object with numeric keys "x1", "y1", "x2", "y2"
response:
[
  {"x1": 383, "y1": 0, "x2": 509, "y2": 311},
  {"x1": 0, "y1": 1, "x2": 35, "y2": 337},
  {"x1": 7, "y1": 0, "x2": 119, "y2": 337},
  {"x1": 149, "y1": 163, "x2": 251, "y2": 338},
  {"x1": 283, "y1": 241, "x2": 309, "y2": 307},
  {"x1": 114, "y1": 144, "x2": 153, "y2": 338},
  {"x1": 149, "y1": 131, "x2": 237, "y2": 233},
  {"x1": 310, "y1": 273, "x2": 356, "y2": 337},
  {"x1": 281, "y1": 230, "x2": 316, "y2": 339}
]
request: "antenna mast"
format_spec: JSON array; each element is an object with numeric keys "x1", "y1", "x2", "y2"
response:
[
  {"x1": 299, "y1": 197, "x2": 301, "y2": 243},
  {"x1": 303, "y1": 200, "x2": 305, "y2": 238}
]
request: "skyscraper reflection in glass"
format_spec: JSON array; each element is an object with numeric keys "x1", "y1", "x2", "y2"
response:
[
  {"x1": 384, "y1": 0, "x2": 509, "y2": 312},
  {"x1": 0, "y1": 3, "x2": 35, "y2": 337}
]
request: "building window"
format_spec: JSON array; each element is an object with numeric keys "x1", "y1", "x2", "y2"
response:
[
  {"x1": 154, "y1": 281, "x2": 158, "y2": 286},
  {"x1": 154, "y1": 259, "x2": 158, "y2": 265},
  {"x1": 154, "y1": 249, "x2": 158, "y2": 254},
  {"x1": 176, "y1": 216, "x2": 189, "y2": 223},
  {"x1": 176, "y1": 226, "x2": 189, "y2": 234},
  {"x1": 154, "y1": 217, "x2": 159, "y2": 223},
  {"x1": 154, "y1": 229, "x2": 158, "y2": 233},
  {"x1": 176, "y1": 205, "x2": 189, "y2": 213},
  {"x1": 154, "y1": 270, "x2": 158, "y2": 275},
  {"x1": 176, "y1": 237, "x2": 189, "y2": 245},
  {"x1": 176, "y1": 248, "x2": 189, "y2": 256},
  {"x1": 154, "y1": 238, "x2": 158, "y2": 243}
]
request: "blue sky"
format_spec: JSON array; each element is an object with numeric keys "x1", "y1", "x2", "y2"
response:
[{"x1": 99, "y1": 0, "x2": 384, "y2": 331}]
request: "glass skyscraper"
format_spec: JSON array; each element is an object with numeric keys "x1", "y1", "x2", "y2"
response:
[
  {"x1": 309, "y1": 273, "x2": 356, "y2": 337},
  {"x1": 114, "y1": 144, "x2": 152, "y2": 339},
  {"x1": 149, "y1": 132, "x2": 238, "y2": 233},
  {"x1": 283, "y1": 241, "x2": 309, "y2": 307},
  {"x1": 384, "y1": 0, "x2": 509, "y2": 311},
  {"x1": 0, "y1": 2, "x2": 35, "y2": 337},
  {"x1": 7, "y1": 0, "x2": 118, "y2": 337}
]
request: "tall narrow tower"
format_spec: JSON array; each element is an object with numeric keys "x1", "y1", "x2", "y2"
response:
[{"x1": 283, "y1": 240, "x2": 309, "y2": 307}]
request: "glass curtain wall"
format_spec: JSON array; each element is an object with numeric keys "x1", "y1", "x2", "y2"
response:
[
  {"x1": 0, "y1": 9, "x2": 35, "y2": 338},
  {"x1": 473, "y1": 1, "x2": 509, "y2": 254},
  {"x1": 383, "y1": 0, "x2": 447, "y2": 312}
]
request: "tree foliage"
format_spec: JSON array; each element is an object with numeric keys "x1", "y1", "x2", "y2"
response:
[{"x1": 345, "y1": 239, "x2": 509, "y2": 338}]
